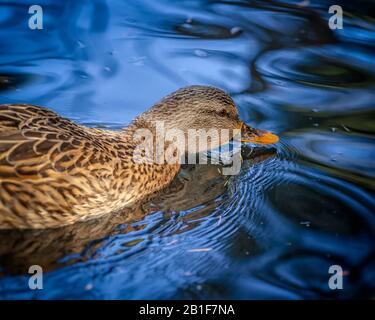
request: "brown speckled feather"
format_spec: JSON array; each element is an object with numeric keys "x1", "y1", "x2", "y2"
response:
[{"x1": 0, "y1": 104, "x2": 179, "y2": 229}]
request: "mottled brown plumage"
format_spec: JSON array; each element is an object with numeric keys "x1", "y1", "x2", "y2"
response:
[{"x1": 0, "y1": 85, "x2": 277, "y2": 229}]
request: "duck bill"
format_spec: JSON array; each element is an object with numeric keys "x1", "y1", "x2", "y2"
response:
[{"x1": 240, "y1": 122, "x2": 279, "y2": 144}]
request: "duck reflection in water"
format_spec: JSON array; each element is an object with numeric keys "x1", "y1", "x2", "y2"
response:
[{"x1": 0, "y1": 146, "x2": 276, "y2": 274}]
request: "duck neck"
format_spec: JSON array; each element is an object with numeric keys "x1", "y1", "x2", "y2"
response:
[
  {"x1": 102, "y1": 118, "x2": 182, "y2": 207},
  {"x1": 125, "y1": 115, "x2": 185, "y2": 165}
]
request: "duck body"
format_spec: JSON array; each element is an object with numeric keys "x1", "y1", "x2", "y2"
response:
[
  {"x1": 0, "y1": 104, "x2": 179, "y2": 229},
  {"x1": 0, "y1": 86, "x2": 278, "y2": 229}
]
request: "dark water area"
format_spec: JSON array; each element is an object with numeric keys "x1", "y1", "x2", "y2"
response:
[{"x1": 0, "y1": 0, "x2": 374, "y2": 299}]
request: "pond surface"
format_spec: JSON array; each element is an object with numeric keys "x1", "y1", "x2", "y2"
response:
[{"x1": 0, "y1": 0, "x2": 374, "y2": 299}]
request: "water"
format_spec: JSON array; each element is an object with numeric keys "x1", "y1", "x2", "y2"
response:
[{"x1": 0, "y1": 0, "x2": 374, "y2": 299}]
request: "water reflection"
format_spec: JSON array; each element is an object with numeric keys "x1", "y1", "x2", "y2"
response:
[{"x1": 0, "y1": 0, "x2": 374, "y2": 299}]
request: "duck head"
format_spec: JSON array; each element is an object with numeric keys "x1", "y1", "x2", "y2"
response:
[{"x1": 134, "y1": 85, "x2": 279, "y2": 153}]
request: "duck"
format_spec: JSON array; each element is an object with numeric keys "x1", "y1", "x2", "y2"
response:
[{"x1": 0, "y1": 85, "x2": 278, "y2": 229}]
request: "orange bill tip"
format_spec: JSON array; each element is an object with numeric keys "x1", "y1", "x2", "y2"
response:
[
  {"x1": 240, "y1": 122, "x2": 279, "y2": 145},
  {"x1": 241, "y1": 131, "x2": 279, "y2": 144}
]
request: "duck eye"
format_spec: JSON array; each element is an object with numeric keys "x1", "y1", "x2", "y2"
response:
[{"x1": 218, "y1": 109, "x2": 228, "y2": 117}]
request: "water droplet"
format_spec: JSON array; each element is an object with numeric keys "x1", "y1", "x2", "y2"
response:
[
  {"x1": 341, "y1": 124, "x2": 350, "y2": 132},
  {"x1": 330, "y1": 127, "x2": 337, "y2": 132},
  {"x1": 166, "y1": 239, "x2": 178, "y2": 246},
  {"x1": 300, "y1": 221, "x2": 311, "y2": 227},
  {"x1": 80, "y1": 74, "x2": 88, "y2": 79},
  {"x1": 76, "y1": 40, "x2": 86, "y2": 49},
  {"x1": 194, "y1": 49, "x2": 208, "y2": 57},
  {"x1": 230, "y1": 26, "x2": 243, "y2": 35},
  {"x1": 196, "y1": 284, "x2": 203, "y2": 291},
  {"x1": 130, "y1": 56, "x2": 147, "y2": 66},
  {"x1": 85, "y1": 283, "x2": 93, "y2": 291},
  {"x1": 313, "y1": 123, "x2": 319, "y2": 127},
  {"x1": 297, "y1": 0, "x2": 310, "y2": 6}
]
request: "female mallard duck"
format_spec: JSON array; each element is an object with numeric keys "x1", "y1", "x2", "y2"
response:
[{"x1": 0, "y1": 86, "x2": 278, "y2": 229}]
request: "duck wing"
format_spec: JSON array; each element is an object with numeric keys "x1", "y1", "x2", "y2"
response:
[
  {"x1": 0, "y1": 104, "x2": 99, "y2": 228},
  {"x1": 0, "y1": 104, "x2": 89, "y2": 177}
]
